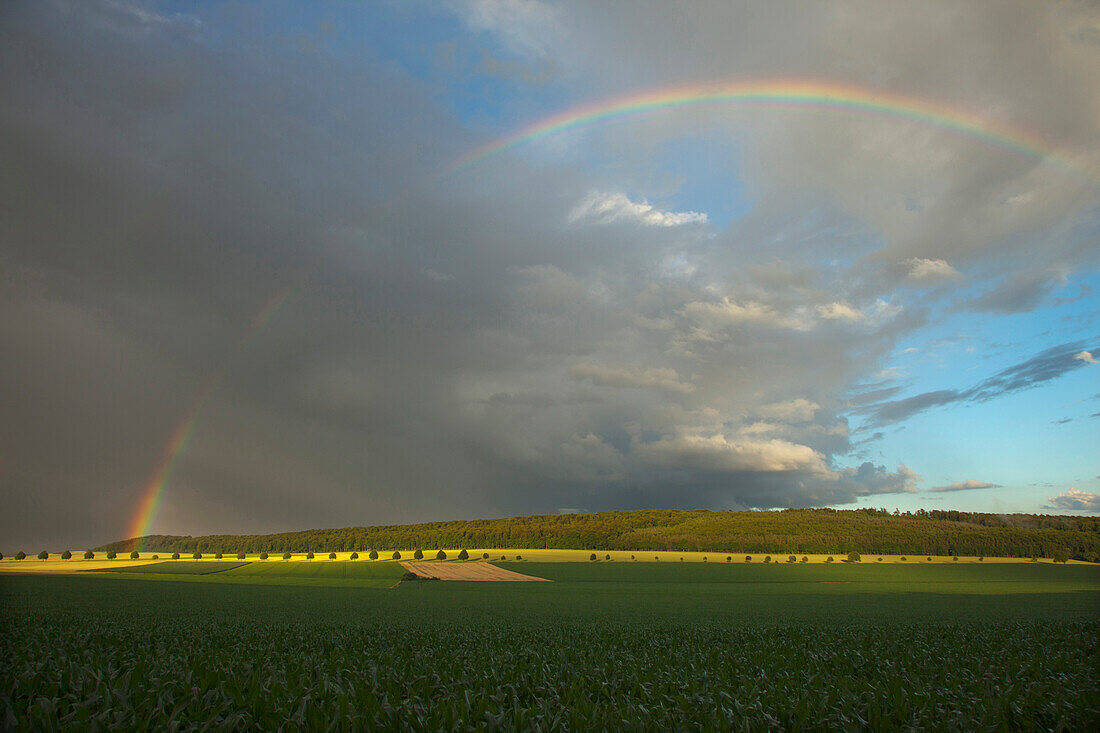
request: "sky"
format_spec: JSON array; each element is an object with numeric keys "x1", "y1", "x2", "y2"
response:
[{"x1": 1, "y1": 0, "x2": 1098, "y2": 552}]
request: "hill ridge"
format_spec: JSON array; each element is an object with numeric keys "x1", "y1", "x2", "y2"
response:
[{"x1": 99, "y1": 508, "x2": 1100, "y2": 559}]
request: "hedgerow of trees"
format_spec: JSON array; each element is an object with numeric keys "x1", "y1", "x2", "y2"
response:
[{"x1": 95, "y1": 508, "x2": 1100, "y2": 560}]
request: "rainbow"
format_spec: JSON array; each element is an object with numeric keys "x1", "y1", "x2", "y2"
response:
[
  {"x1": 443, "y1": 79, "x2": 1093, "y2": 184},
  {"x1": 125, "y1": 274, "x2": 308, "y2": 549}
]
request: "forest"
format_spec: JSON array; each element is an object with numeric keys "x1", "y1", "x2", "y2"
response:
[{"x1": 99, "y1": 508, "x2": 1100, "y2": 560}]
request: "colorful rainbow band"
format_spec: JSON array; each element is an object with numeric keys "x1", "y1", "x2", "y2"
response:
[{"x1": 444, "y1": 79, "x2": 1093, "y2": 185}]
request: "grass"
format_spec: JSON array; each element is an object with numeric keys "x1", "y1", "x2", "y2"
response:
[
  {"x1": 91, "y1": 561, "x2": 249, "y2": 575},
  {"x1": 1, "y1": 572, "x2": 1097, "y2": 729}
]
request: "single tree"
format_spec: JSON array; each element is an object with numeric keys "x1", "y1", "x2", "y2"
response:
[
  {"x1": 37, "y1": 550, "x2": 48, "y2": 560},
  {"x1": 259, "y1": 552, "x2": 269, "y2": 560},
  {"x1": 1053, "y1": 547, "x2": 1070, "y2": 564},
  {"x1": 107, "y1": 551, "x2": 117, "y2": 560},
  {"x1": 329, "y1": 552, "x2": 337, "y2": 560},
  {"x1": 172, "y1": 552, "x2": 181, "y2": 560},
  {"x1": 282, "y1": 552, "x2": 292, "y2": 560},
  {"x1": 458, "y1": 549, "x2": 469, "y2": 561},
  {"x1": 847, "y1": 551, "x2": 861, "y2": 563},
  {"x1": 703, "y1": 556, "x2": 707, "y2": 562},
  {"x1": 368, "y1": 549, "x2": 379, "y2": 560},
  {"x1": 61, "y1": 550, "x2": 72, "y2": 560},
  {"x1": 237, "y1": 552, "x2": 246, "y2": 560},
  {"x1": 84, "y1": 551, "x2": 94, "y2": 559},
  {"x1": 631, "y1": 555, "x2": 636, "y2": 561},
  {"x1": 151, "y1": 555, "x2": 159, "y2": 560},
  {"x1": 826, "y1": 556, "x2": 834, "y2": 563},
  {"x1": 0, "y1": 552, "x2": 3, "y2": 560},
  {"x1": 413, "y1": 549, "x2": 424, "y2": 560},
  {"x1": 801, "y1": 556, "x2": 808, "y2": 563},
  {"x1": 744, "y1": 555, "x2": 751, "y2": 562},
  {"x1": 515, "y1": 555, "x2": 522, "y2": 560},
  {"x1": 763, "y1": 556, "x2": 771, "y2": 564},
  {"x1": 215, "y1": 552, "x2": 223, "y2": 560},
  {"x1": 899, "y1": 556, "x2": 907, "y2": 562},
  {"x1": 726, "y1": 556, "x2": 731, "y2": 563},
  {"x1": 193, "y1": 552, "x2": 202, "y2": 560},
  {"x1": 978, "y1": 556, "x2": 984, "y2": 562},
  {"x1": 482, "y1": 552, "x2": 489, "y2": 560},
  {"x1": 392, "y1": 550, "x2": 401, "y2": 560},
  {"x1": 590, "y1": 553, "x2": 598, "y2": 561},
  {"x1": 1031, "y1": 556, "x2": 1039, "y2": 562},
  {"x1": 350, "y1": 551, "x2": 359, "y2": 560},
  {"x1": 606, "y1": 553, "x2": 611, "y2": 561},
  {"x1": 130, "y1": 551, "x2": 140, "y2": 560},
  {"x1": 15, "y1": 551, "x2": 25, "y2": 561},
  {"x1": 680, "y1": 557, "x2": 684, "y2": 562},
  {"x1": 952, "y1": 556, "x2": 959, "y2": 562},
  {"x1": 306, "y1": 551, "x2": 315, "y2": 560},
  {"x1": 435, "y1": 549, "x2": 447, "y2": 561},
  {"x1": 877, "y1": 557, "x2": 883, "y2": 562},
  {"x1": 787, "y1": 555, "x2": 797, "y2": 563},
  {"x1": 927, "y1": 557, "x2": 933, "y2": 562}
]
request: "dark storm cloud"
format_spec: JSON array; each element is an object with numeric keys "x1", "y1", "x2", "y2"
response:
[{"x1": 3, "y1": 0, "x2": 1099, "y2": 550}]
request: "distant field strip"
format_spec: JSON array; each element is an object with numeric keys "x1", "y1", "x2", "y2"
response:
[
  {"x1": 401, "y1": 561, "x2": 550, "y2": 581},
  {"x1": 92, "y1": 561, "x2": 248, "y2": 575}
]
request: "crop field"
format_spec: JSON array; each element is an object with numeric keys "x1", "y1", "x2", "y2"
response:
[
  {"x1": 93, "y1": 561, "x2": 249, "y2": 575},
  {"x1": 2, "y1": 564, "x2": 1098, "y2": 730}
]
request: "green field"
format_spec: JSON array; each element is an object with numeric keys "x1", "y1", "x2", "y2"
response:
[
  {"x1": 89, "y1": 560, "x2": 408, "y2": 588},
  {"x1": 92, "y1": 561, "x2": 249, "y2": 575},
  {"x1": 2, "y1": 564, "x2": 1097, "y2": 729}
]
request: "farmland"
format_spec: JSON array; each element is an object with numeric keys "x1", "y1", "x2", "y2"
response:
[{"x1": 2, "y1": 563, "x2": 1098, "y2": 729}]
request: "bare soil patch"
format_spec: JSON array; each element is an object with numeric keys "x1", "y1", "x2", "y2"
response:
[{"x1": 400, "y1": 561, "x2": 550, "y2": 581}]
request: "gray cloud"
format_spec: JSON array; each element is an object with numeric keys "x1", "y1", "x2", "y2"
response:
[{"x1": 860, "y1": 341, "x2": 1098, "y2": 424}]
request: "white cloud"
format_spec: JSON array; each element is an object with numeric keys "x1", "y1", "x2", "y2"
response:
[
  {"x1": 755, "y1": 398, "x2": 819, "y2": 423},
  {"x1": 685, "y1": 297, "x2": 809, "y2": 330},
  {"x1": 569, "y1": 191, "x2": 708, "y2": 228},
  {"x1": 569, "y1": 363, "x2": 695, "y2": 393},
  {"x1": 905, "y1": 257, "x2": 961, "y2": 282},
  {"x1": 638, "y1": 432, "x2": 829, "y2": 473},
  {"x1": 1073, "y1": 350, "x2": 1097, "y2": 365},
  {"x1": 816, "y1": 301, "x2": 865, "y2": 322},
  {"x1": 929, "y1": 479, "x2": 1001, "y2": 492},
  {"x1": 1046, "y1": 488, "x2": 1100, "y2": 512}
]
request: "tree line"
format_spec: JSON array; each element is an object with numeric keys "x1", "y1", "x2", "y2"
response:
[{"x1": 95, "y1": 508, "x2": 1100, "y2": 560}]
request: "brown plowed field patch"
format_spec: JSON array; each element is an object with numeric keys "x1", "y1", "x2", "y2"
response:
[{"x1": 400, "y1": 561, "x2": 550, "y2": 581}]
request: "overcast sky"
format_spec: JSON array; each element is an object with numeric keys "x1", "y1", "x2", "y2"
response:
[{"x1": 2, "y1": 0, "x2": 1098, "y2": 551}]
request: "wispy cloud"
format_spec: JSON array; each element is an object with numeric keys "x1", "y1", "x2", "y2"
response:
[{"x1": 929, "y1": 479, "x2": 1001, "y2": 492}]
